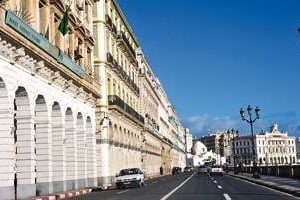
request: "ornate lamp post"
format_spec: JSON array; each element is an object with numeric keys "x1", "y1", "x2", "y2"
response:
[{"x1": 240, "y1": 105, "x2": 261, "y2": 178}]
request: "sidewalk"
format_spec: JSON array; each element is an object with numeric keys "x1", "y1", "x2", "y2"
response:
[{"x1": 228, "y1": 172, "x2": 300, "y2": 197}]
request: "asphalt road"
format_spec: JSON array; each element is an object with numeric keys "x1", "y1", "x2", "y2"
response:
[{"x1": 69, "y1": 172, "x2": 300, "y2": 200}]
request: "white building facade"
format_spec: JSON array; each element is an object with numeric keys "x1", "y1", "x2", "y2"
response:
[
  {"x1": 233, "y1": 124, "x2": 297, "y2": 166},
  {"x1": 0, "y1": 0, "x2": 100, "y2": 199}
]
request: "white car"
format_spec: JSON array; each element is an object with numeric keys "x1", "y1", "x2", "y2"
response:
[
  {"x1": 116, "y1": 168, "x2": 144, "y2": 189},
  {"x1": 210, "y1": 165, "x2": 223, "y2": 176}
]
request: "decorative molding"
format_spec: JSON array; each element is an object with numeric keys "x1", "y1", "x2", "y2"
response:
[{"x1": 0, "y1": 37, "x2": 96, "y2": 105}]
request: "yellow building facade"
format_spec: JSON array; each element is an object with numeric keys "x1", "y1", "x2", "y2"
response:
[{"x1": 93, "y1": 0, "x2": 187, "y2": 188}]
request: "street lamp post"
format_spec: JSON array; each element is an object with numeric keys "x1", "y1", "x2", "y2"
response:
[{"x1": 240, "y1": 105, "x2": 261, "y2": 178}]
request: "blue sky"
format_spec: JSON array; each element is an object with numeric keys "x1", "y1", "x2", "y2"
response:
[{"x1": 119, "y1": 0, "x2": 300, "y2": 138}]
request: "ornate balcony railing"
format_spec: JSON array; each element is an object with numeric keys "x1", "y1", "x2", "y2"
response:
[
  {"x1": 117, "y1": 31, "x2": 136, "y2": 58},
  {"x1": 108, "y1": 95, "x2": 144, "y2": 124},
  {"x1": 105, "y1": 14, "x2": 117, "y2": 35}
]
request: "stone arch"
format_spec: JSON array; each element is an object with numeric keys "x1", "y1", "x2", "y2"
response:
[
  {"x1": 51, "y1": 102, "x2": 65, "y2": 193},
  {"x1": 119, "y1": 126, "x2": 123, "y2": 146},
  {"x1": 0, "y1": 77, "x2": 15, "y2": 200},
  {"x1": 127, "y1": 130, "x2": 130, "y2": 149},
  {"x1": 86, "y1": 116, "x2": 96, "y2": 187},
  {"x1": 116, "y1": 124, "x2": 122, "y2": 172},
  {"x1": 76, "y1": 112, "x2": 86, "y2": 188},
  {"x1": 65, "y1": 107, "x2": 76, "y2": 190},
  {"x1": 35, "y1": 94, "x2": 52, "y2": 196},
  {"x1": 113, "y1": 124, "x2": 118, "y2": 145},
  {"x1": 14, "y1": 86, "x2": 35, "y2": 199}
]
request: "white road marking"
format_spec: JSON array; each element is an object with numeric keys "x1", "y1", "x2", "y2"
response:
[
  {"x1": 223, "y1": 193, "x2": 231, "y2": 200},
  {"x1": 160, "y1": 173, "x2": 196, "y2": 200},
  {"x1": 217, "y1": 185, "x2": 222, "y2": 189},
  {"x1": 117, "y1": 189, "x2": 130, "y2": 194},
  {"x1": 152, "y1": 180, "x2": 158, "y2": 183},
  {"x1": 213, "y1": 180, "x2": 217, "y2": 184}
]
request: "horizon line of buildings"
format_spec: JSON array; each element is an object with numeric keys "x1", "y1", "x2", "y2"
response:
[
  {"x1": 0, "y1": 0, "x2": 187, "y2": 199},
  {"x1": 189, "y1": 123, "x2": 299, "y2": 167}
]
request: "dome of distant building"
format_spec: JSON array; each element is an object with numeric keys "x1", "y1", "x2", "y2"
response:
[{"x1": 192, "y1": 141, "x2": 207, "y2": 155}]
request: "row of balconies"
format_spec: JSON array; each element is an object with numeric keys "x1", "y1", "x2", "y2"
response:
[
  {"x1": 107, "y1": 52, "x2": 139, "y2": 93},
  {"x1": 118, "y1": 31, "x2": 136, "y2": 58},
  {"x1": 105, "y1": 14, "x2": 117, "y2": 35},
  {"x1": 108, "y1": 95, "x2": 144, "y2": 124},
  {"x1": 105, "y1": 14, "x2": 137, "y2": 62}
]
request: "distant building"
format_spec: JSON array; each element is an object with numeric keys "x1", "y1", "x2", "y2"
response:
[
  {"x1": 186, "y1": 141, "x2": 219, "y2": 167},
  {"x1": 200, "y1": 134, "x2": 217, "y2": 152},
  {"x1": 233, "y1": 123, "x2": 297, "y2": 166},
  {"x1": 296, "y1": 138, "x2": 300, "y2": 163},
  {"x1": 200, "y1": 131, "x2": 237, "y2": 165},
  {"x1": 185, "y1": 128, "x2": 193, "y2": 154}
]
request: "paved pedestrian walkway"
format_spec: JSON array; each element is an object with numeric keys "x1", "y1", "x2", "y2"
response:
[{"x1": 227, "y1": 172, "x2": 300, "y2": 197}]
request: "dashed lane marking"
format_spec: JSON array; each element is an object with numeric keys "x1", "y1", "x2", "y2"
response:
[
  {"x1": 117, "y1": 189, "x2": 130, "y2": 194},
  {"x1": 160, "y1": 173, "x2": 196, "y2": 200},
  {"x1": 223, "y1": 193, "x2": 232, "y2": 200},
  {"x1": 213, "y1": 180, "x2": 218, "y2": 184},
  {"x1": 152, "y1": 180, "x2": 158, "y2": 184},
  {"x1": 217, "y1": 185, "x2": 222, "y2": 189}
]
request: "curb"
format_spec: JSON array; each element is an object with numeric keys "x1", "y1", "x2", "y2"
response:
[
  {"x1": 32, "y1": 188, "x2": 92, "y2": 200},
  {"x1": 228, "y1": 173, "x2": 300, "y2": 197}
]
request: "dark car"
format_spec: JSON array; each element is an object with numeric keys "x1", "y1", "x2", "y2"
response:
[{"x1": 172, "y1": 167, "x2": 181, "y2": 175}]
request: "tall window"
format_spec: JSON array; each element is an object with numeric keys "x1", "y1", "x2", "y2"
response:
[
  {"x1": 87, "y1": 47, "x2": 92, "y2": 75},
  {"x1": 64, "y1": 33, "x2": 70, "y2": 55},
  {"x1": 39, "y1": 0, "x2": 49, "y2": 38}
]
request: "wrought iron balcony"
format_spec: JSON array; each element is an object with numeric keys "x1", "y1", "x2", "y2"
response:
[
  {"x1": 108, "y1": 95, "x2": 144, "y2": 124},
  {"x1": 105, "y1": 14, "x2": 117, "y2": 35},
  {"x1": 117, "y1": 31, "x2": 136, "y2": 58}
]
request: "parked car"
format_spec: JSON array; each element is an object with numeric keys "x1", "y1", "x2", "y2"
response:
[
  {"x1": 116, "y1": 168, "x2": 144, "y2": 189},
  {"x1": 210, "y1": 165, "x2": 223, "y2": 176},
  {"x1": 184, "y1": 166, "x2": 193, "y2": 173},
  {"x1": 172, "y1": 167, "x2": 181, "y2": 175}
]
